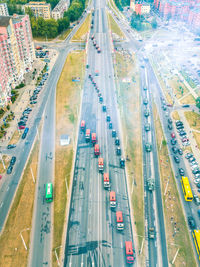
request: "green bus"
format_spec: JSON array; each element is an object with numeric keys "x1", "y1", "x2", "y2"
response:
[{"x1": 45, "y1": 183, "x2": 53, "y2": 203}]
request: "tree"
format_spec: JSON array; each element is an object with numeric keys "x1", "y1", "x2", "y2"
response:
[
  {"x1": 151, "y1": 18, "x2": 157, "y2": 29},
  {"x1": 58, "y1": 17, "x2": 70, "y2": 33},
  {"x1": 196, "y1": 97, "x2": 200, "y2": 110}
]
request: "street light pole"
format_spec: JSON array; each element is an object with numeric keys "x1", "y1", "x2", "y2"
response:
[
  {"x1": 54, "y1": 245, "x2": 62, "y2": 266},
  {"x1": 20, "y1": 228, "x2": 30, "y2": 250}
]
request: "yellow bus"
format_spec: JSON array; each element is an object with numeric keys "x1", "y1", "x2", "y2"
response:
[
  {"x1": 192, "y1": 230, "x2": 200, "y2": 260},
  {"x1": 181, "y1": 176, "x2": 193, "y2": 201}
]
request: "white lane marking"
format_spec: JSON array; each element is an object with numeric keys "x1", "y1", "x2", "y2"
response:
[
  {"x1": 0, "y1": 202, "x2": 3, "y2": 208},
  {"x1": 81, "y1": 254, "x2": 84, "y2": 267},
  {"x1": 6, "y1": 186, "x2": 9, "y2": 191},
  {"x1": 69, "y1": 255, "x2": 72, "y2": 267}
]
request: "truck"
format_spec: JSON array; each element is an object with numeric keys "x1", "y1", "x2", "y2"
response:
[
  {"x1": 98, "y1": 158, "x2": 104, "y2": 172},
  {"x1": 94, "y1": 144, "x2": 100, "y2": 156},
  {"x1": 80, "y1": 120, "x2": 85, "y2": 131},
  {"x1": 91, "y1": 133, "x2": 96, "y2": 144},
  {"x1": 116, "y1": 211, "x2": 124, "y2": 230},
  {"x1": 103, "y1": 173, "x2": 110, "y2": 188},
  {"x1": 147, "y1": 178, "x2": 155, "y2": 191},
  {"x1": 125, "y1": 241, "x2": 134, "y2": 264},
  {"x1": 110, "y1": 191, "x2": 116, "y2": 208},
  {"x1": 148, "y1": 227, "x2": 155, "y2": 239},
  {"x1": 85, "y1": 129, "x2": 90, "y2": 142}
]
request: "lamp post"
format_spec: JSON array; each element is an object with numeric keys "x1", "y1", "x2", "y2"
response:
[
  {"x1": 20, "y1": 228, "x2": 30, "y2": 250},
  {"x1": 54, "y1": 245, "x2": 62, "y2": 266}
]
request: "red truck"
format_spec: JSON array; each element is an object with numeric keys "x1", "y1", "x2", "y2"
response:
[
  {"x1": 85, "y1": 129, "x2": 90, "y2": 142},
  {"x1": 80, "y1": 120, "x2": 85, "y2": 131},
  {"x1": 98, "y1": 158, "x2": 104, "y2": 172},
  {"x1": 103, "y1": 173, "x2": 110, "y2": 188},
  {"x1": 116, "y1": 211, "x2": 124, "y2": 230},
  {"x1": 125, "y1": 241, "x2": 134, "y2": 264},
  {"x1": 94, "y1": 144, "x2": 100, "y2": 156},
  {"x1": 91, "y1": 133, "x2": 96, "y2": 144},
  {"x1": 110, "y1": 191, "x2": 116, "y2": 208}
]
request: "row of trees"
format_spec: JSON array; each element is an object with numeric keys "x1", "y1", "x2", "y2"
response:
[
  {"x1": 114, "y1": 0, "x2": 130, "y2": 11},
  {"x1": 29, "y1": 0, "x2": 86, "y2": 38},
  {"x1": 130, "y1": 12, "x2": 157, "y2": 31}
]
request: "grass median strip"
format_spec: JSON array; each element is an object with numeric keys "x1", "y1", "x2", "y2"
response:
[
  {"x1": 114, "y1": 51, "x2": 144, "y2": 263},
  {"x1": 107, "y1": 12, "x2": 125, "y2": 40},
  {"x1": 0, "y1": 138, "x2": 40, "y2": 267},
  {"x1": 153, "y1": 105, "x2": 196, "y2": 266},
  {"x1": 71, "y1": 14, "x2": 91, "y2": 42},
  {"x1": 53, "y1": 51, "x2": 85, "y2": 266}
]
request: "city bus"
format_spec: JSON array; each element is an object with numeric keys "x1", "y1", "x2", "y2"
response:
[
  {"x1": 45, "y1": 183, "x2": 53, "y2": 203},
  {"x1": 80, "y1": 120, "x2": 85, "y2": 131},
  {"x1": 181, "y1": 176, "x2": 193, "y2": 201},
  {"x1": 116, "y1": 211, "x2": 124, "y2": 230},
  {"x1": 125, "y1": 241, "x2": 134, "y2": 264},
  {"x1": 91, "y1": 133, "x2": 97, "y2": 144},
  {"x1": 110, "y1": 191, "x2": 116, "y2": 208},
  {"x1": 192, "y1": 230, "x2": 200, "y2": 260}
]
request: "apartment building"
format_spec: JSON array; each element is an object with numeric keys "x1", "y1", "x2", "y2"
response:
[
  {"x1": 0, "y1": 15, "x2": 35, "y2": 106},
  {"x1": 24, "y1": 2, "x2": 51, "y2": 20},
  {"x1": 130, "y1": 0, "x2": 150, "y2": 14},
  {"x1": 0, "y1": 3, "x2": 9, "y2": 16},
  {"x1": 154, "y1": 0, "x2": 200, "y2": 29},
  {"x1": 51, "y1": 0, "x2": 70, "y2": 20}
]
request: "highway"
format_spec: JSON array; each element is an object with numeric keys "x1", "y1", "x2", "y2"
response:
[{"x1": 64, "y1": 0, "x2": 135, "y2": 266}]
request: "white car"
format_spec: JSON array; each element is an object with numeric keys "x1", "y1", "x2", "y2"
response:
[
  {"x1": 194, "y1": 179, "x2": 200, "y2": 184},
  {"x1": 191, "y1": 164, "x2": 199, "y2": 170}
]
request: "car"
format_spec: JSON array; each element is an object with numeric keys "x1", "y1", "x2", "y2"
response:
[
  {"x1": 30, "y1": 101, "x2": 37, "y2": 104},
  {"x1": 106, "y1": 115, "x2": 111, "y2": 122},
  {"x1": 145, "y1": 143, "x2": 152, "y2": 152},
  {"x1": 7, "y1": 165, "x2": 13, "y2": 174},
  {"x1": 176, "y1": 120, "x2": 183, "y2": 126},
  {"x1": 102, "y1": 105, "x2": 106, "y2": 112},
  {"x1": 176, "y1": 125, "x2": 184, "y2": 130},
  {"x1": 10, "y1": 156, "x2": 16, "y2": 165},
  {"x1": 18, "y1": 121, "x2": 26, "y2": 126},
  {"x1": 191, "y1": 163, "x2": 198, "y2": 169},
  {"x1": 144, "y1": 109, "x2": 150, "y2": 117},
  {"x1": 194, "y1": 195, "x2": 200, "y2": 206},
  {"x1": 192, "y1": 168, "x2": 200, "y2": 174},
  {"x1": 187, "y1": 216, "x2": 196, "y2": 229},
  {"x1": 171, "y1": 132, "x2": 176, "y2": 138},
  {"x1": 168, "y1": 118, "x2": 172, "y2": 124},
  {"x1": 109, "y1": 122, "x2": 112, "y2": 129},
  {"x1": 198, "y1": 210, "x2": 200, "y2": 218},
  {"x1": 143, "y1": 98, "x2": 148, "y2": 105},
  {"x1": 197, "y1": 183, "x2": 200, "y2": 188},
  {"x1": 174, "y1": 155, "x2": 180, "y2": 163},
  {"x1": 194, "y1": 179, "x2": 200, "y2": 184},
  {"x1": 145, "y1": 123, "x2": 150, "y2": 131},
  {"x1": 7, "y1": 144, "x2": 16, "y2": 149},
  {"x1": 182, "y1": 137, "x2": 189, "y2": 142},
  {"x1": 182, "y1": 104, "x2": 190, "y2": 108},
  {"x1": 30, "y1": 96, "x2": 37, "y2": 101},
  {"x1": 19, "y1": 125, "x2": 25, "y2": 130},
  {"x1": 116, "y1": 147, "x2": 121, "y2": 155},
  {"x1": 185, "y1": 153, "x2": 193, "y2": 159},
  {"x1": 178, "y1": 168, "x2": 185, "y2": 176},
  {"x1": 168, "y1": 124, "x2": 173, "y2": 130},
  {"x1": 189, "y1": 156, "x2": 196, "y2": 163},
  {"x1": 162, "y1": 105, "x2": 167, "y2": 111},
  {"x1": 179, "y1": 131, "x2": 186, "y2": 136},
  {"x1": 194, "y1": 173, "x2": 200, "y2": 179},
  {"x1": 178, "y1": 149, "x2": 183, "y2": 155},
  {"x1": 171, "y1": 139, "x2": 177, "y2": 145},
  {"x1": 172, "y1": 146, "x2": 178, "y2": 154}
]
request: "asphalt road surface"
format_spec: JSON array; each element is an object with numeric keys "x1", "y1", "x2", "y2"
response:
[{"x1": 64, "y1": 0, "x2": 135, "y2": 266}]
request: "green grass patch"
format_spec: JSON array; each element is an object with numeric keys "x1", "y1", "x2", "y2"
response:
[
  {"x1": 185, "y1": 111, "x2": 200, "y2": 131},
  {"x1": 58, "y1": 28, "x2": 72, "y2": 40},
  {"x1": 180, "y1": 70, "x2": 197, "y2": 89},
  {"x1": 107, "y1": 12, "x2": 125, "y2": 40},
  {"x1": 71, "y1": 14, "x2": 91, "y2": 42}
]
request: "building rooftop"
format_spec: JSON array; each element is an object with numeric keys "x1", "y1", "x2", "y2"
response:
[{"x1": 0, "y1": 16, "x2": 11, "y2": 27}]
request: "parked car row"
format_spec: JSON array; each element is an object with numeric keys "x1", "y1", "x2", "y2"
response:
[
  {"x1": 175, "y1": 120, "x2": 190, "y2": 146},
  {"x1": 185, "y1": 152, "x2": 200, "y2": 189}
]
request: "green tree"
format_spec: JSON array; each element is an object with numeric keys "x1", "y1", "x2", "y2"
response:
[
  {"x1": 45, "y1": 19, "x2": 58, "y2": 38},
  {"x1": 58, "y1": 17, "x2": 70, "y2": 33}
]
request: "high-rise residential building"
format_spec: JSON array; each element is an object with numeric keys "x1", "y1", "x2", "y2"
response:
[
  {"x1": 52, "y1": 0, "x2": 70, "y2": 20},
  {"x1": 23, "y1": 2, "x2": 51, "y2": 20},
  {"x1": 0, "y1": 3, "x2": 9, "y2": 16},
  {"x1": 154, "y1": 0, "x2": 200, "y2": 30},
  {"x1": 0, "y1": 15, "x2": 35, "y2": 106}
]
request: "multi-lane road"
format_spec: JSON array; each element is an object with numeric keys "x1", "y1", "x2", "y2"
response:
[{"x1": 64, "y1": 0, "x2": 135, "y2": 266}]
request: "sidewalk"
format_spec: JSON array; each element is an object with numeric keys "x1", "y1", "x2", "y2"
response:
[{"x1": 0, "y1": 48, "x2": 58, "y2": 148}]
